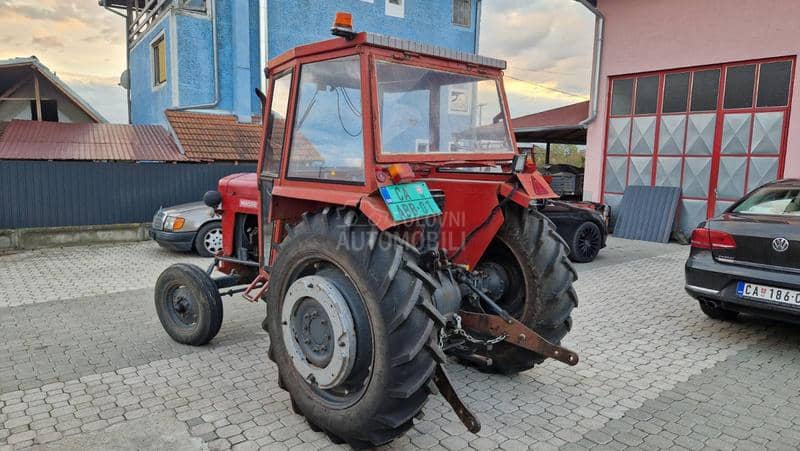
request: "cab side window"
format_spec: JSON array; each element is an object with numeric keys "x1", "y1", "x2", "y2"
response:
[
  {"x1": 263, "y1": 71, "x2": 293, "y2": 177},
  {"x1": 287, "y1": 56, "x2": 364, "y2": 183}
]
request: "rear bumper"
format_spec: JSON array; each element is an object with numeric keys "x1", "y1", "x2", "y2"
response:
[
  {"x1": 685, "y1": 251, "x2": 800, "y2": 321},
  {"x1": 149, "y1": 229, "x2": 195, "y2": 252}
]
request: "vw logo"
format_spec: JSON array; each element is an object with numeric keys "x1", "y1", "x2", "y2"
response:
[{"x1": 772, "y1": 237, "x2": 790, "y2": 253}]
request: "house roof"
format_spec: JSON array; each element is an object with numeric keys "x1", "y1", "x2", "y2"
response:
[
  {"x1": 512, "y1": 101, "x2": 589, "y2": 144},
  {"x1": 0, "y1": 120, "x2": 185, "y2": 161},
  {"x1": 0, "y1": 57, "x2": 107, "y2": 123},
  {"x1": 165, "y1": 111, "x2": 263, "y2": 162}
]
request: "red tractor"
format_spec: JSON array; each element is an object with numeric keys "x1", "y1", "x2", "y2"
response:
[{"x1": 155, "y1": 14, "x2": 578, "y2": 448}]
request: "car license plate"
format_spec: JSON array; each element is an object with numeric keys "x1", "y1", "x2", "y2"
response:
[
  {"x1": 379, "y1": 182, "x2": 442, "y2": 222},
  {"x1": 737, "y1": 281, "x2": 800, "y2": 306}
]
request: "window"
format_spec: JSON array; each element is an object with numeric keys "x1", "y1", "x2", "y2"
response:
[
  {"x1": 30, "y1": 100, "x2": 58, "y2": 122},
  {"x1": 386, "y1": 0, "x2": 404, "y2": 18},
  {"x1": 287, "y1": 56, "x2": 364, "y2": 183},
  {"x1": 610, "y1": 78, "x2": 633, "y2": 116},
  {"x1": 690, "y1": 69, "x2": 720, "y2": 111},
  {"x1": 662, "y1": 72, "x2": 689, "y2": 113},
  {"x1": 453, "y1": 0, "x2": 471, "y2": 27},
  {"x1": 757, "y1": 60, "x2": 792, "y2": 107},
  {"x1": 375, "y1": 61, "x2": 513, "y2": 154},
  {"x1": 262, "y1": 71, "x2": 293, "y2": 176},
  {"x1": 179, "y1": 0, "x2": 207, "y2": 12},
  {"x1": 152, "y1": 36, "x2": 167, "y2": 86},
  {"x1": 723, "y1": 64, "x2": 756, "y2": 109},
  {"x1": 604, "y1": 58, "x2": 794, "y2": 235},
  {"x1": 733, "y1": 186, "x2": 800, "y2": 216},
  {"x1": 634, "y1": 76, "x2": 659, "y2": 115}
]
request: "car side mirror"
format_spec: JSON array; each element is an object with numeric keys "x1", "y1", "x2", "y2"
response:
[{"x1": 203, "y1": 190, "x2": 222, "y2": 208}]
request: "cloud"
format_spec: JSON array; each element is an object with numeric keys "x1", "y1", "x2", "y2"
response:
[
  {"x1": 480, "y1": 0, "x2": 595, "y2": 117},
  {"x1": 0, "y1": 0, "x2": 92, "y2": 23},
  {"x1": 32, "y1": 35, "x2": 64, "y2": 49},
  {"x1": 66, "y1": 80, "x2": 129, "y2": 124},
  {"x1": 0, "y1": 1, "x2": 127, "y2": 122},
  {"x1": 0, "y1": 0, "x2": 595, "y2": 124}
]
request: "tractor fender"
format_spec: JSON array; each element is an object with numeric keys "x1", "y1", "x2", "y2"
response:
[
  {"x1": 498, "y1": 172, "x2": 558, "y2": 209},
  {"x1": 358, "y1": 194, "x2": 402, "y2": 231},
  {"x1": 518, "y1": 171, "x2": 559, "y2": 201}
]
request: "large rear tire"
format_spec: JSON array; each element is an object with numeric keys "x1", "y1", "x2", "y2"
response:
[
  {"x1": 154, "y1": 263, "x2": 223, "y2": 346},
  {"x1": 466, "y1": 204, "x2": 578, "y2": 374},
  {"x1": 266, "y1": 208, "x2": 445, "y2": 448}
]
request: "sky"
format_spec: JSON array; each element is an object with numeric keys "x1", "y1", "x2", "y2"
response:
[{"x1": 0, "y1": 0, "x2": 594, "y2": 124}]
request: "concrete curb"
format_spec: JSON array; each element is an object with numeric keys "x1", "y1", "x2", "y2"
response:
[{"x1": 0, "y1": 223, "x2": 151, "y2": 252}]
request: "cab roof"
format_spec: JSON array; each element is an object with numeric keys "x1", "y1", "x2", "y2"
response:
[{"x1": 268, "y1": 32, "x2": 507, "y2": 72}]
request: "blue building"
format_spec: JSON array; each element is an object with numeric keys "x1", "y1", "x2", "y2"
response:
[{"x1": 101, "y1": 0, "x2": 482, "y2": 127}]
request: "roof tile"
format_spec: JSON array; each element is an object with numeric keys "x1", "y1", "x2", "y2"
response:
[
  {"x1": 512, "y1": 101, "x2": 590, "y2": 130},
  {"x1": 0, "y1": 120, "x2": 185, "y2": 161},
  {"x1": 165, "y1": 111, "x2": 263, "y2": 162}
]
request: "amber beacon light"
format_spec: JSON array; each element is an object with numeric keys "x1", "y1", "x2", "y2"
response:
[{"x1": 331, "y1": 12, "x2": 356, "y2": 39}]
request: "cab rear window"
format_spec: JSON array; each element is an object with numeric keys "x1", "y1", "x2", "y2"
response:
[{"x1": 733, "y1": 186, "x2": 800, "y2": 216}]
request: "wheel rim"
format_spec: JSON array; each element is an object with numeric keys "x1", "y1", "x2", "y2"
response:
[
  {"x1": 282, "y1": 275, "x2": 357, "y2": 390},
  {"x1": 477, "y1": 237, "x2": 528, "y2": 319},
  {"x1": 167, "y1": 286, "x2": 199, "y2": 327},
  {"x1": 281, "y1": 260, "x2": 373, "y2": 408},
  {"x1": 203, "y1": 228, "x2": 222, "y2": 255},
  {"x1": 575, "y1": 224, "x2": 601, "y2": 259}
]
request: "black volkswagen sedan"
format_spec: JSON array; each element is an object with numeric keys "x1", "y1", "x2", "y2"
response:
[{"x1": 685, "y1": 179, "x2": 800, "y2": 322}]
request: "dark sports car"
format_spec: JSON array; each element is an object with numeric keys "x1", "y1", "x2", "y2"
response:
[
  {"x1": 685, "y1": 179, "x2": 800, "y2": 322},
  {"x1": 541, "y1": 200, "x2": 609, "y2": 263}
]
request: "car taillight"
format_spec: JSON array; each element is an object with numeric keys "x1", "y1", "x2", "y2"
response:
[{"x1": 690, "y1": 228, "x2": 736, "y2": 250}]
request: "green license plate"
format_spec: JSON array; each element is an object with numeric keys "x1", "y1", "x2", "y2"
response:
[{"x1": 379, "y1": 182, "x2": 442, "y2": 222}]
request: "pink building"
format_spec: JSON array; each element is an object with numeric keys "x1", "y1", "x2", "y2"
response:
[{"x1": 579, "y1": 0, "x2": 799, "y2": 233}]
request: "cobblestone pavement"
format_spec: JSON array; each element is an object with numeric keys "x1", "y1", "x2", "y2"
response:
[
  {"x1": 1, "y1": 239, "x2": 799, "y2": 450},
  {"x1": 0, "y1": 242, "x2": 208, "y2": 309}
]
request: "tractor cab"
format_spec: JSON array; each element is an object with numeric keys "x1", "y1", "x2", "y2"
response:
[
  {"x1": 156, "y1": 14, "x2": 577, "y2": 449},
  {"x1": 254, "y1": 13, "x2": 557, "y2": 272}
]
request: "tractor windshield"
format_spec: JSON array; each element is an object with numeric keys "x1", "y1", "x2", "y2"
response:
[{"x1": 376, "y1": 61, "x2": 513, "y2": 155}]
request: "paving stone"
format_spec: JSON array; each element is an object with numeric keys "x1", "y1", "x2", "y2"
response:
[{"x1": 2, "y1": 240, "x2": 800, "y2": 450}]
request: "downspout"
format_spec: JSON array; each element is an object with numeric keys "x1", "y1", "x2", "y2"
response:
[
  {"x1": 259, "y1": 0, "x2": 268, "y2": 93},
  {"x1": 575, "y1": 0, "x2": 603, "y2": 126},
  {"x1": 474, "y1": 0, "x2": 482, "y2": 53},
  {"x1": 172, "y1": 0, "x2": 220, "y2": 111}
]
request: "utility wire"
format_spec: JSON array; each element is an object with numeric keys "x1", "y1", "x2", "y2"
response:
[
  {"x1": 507, "y1": 66, "x2": 581, "y2": 76},
  {"x1": 505, "y1": 75, "x2": 589, "y2": 99}
]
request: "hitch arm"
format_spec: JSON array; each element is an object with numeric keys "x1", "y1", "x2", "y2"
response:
[
  {"x1": 433, "y1": 365, "x2": 481, "y2": 433},
  {"x1": 458, "y1": 311, "x2": 579, "y2": 366}
]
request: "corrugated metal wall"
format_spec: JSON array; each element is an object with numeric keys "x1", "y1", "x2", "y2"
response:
[{"x1": 0, "y1": 161, "x2": 256, "y2": 229}]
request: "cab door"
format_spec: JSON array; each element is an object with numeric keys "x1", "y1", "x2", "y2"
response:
[{"x1": 259, "y1": 70, "x2": 294, "y2": 267}]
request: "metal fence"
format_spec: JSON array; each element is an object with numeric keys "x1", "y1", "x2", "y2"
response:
[{"x1": 0, "y1": 160, "x2": 256, "y2": 229}]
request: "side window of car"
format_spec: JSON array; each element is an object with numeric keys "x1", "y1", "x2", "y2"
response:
[
  {"x1": 287, "y1": 56, "x2": 364, "y2": 183},
  {"x1": 262, "y1": 71, "x2": 293, "y2": 177}
]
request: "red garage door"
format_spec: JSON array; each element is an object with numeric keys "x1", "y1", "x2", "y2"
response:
[{"x1": 601, "y1": 57, "x2": 795, "y2": 234}]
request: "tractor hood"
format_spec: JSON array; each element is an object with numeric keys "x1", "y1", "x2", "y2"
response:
[
  {"x1": 218, "y1": 172, "x2": 259, "y2": 212},
  {"x1": 219, "y1": 172, "x2": 259, "y2": 199}
]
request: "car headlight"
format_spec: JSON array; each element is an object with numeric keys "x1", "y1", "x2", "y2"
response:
[{"x1": 164, "y1": 216, "x2": 186, "y2": 231}]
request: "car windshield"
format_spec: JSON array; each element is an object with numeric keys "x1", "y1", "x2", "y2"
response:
[
  {"x1": 732, "y1": 185, "x2": 800, "y2": 216},
  {"x1": 376, "y1": 61, "x2": 513, "y2": 154}
]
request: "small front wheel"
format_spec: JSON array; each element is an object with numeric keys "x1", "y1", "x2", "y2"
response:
[{"x1": 155, "y1": 264, "x2": 223, "y2": 345}]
